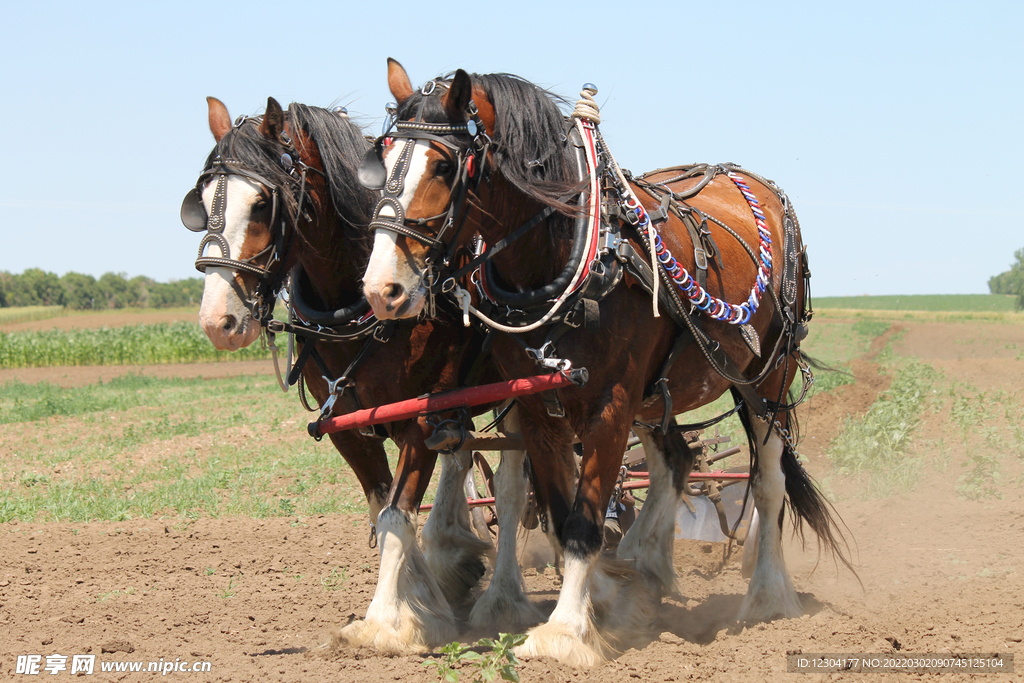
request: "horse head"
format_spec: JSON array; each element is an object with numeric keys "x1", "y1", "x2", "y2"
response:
[
  {"x1": 361, "y1": 60, "x2": 580, "y2": 321},
  {"x1": 361, "y1": 61, "x2": 497, "y2": 320},
  {"x1": 185, "y1": 96, "x2": 373, "y2": 350}
]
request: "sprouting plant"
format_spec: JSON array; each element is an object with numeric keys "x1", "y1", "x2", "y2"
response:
[
  {"x1": 956, "y1": 453, "x2": 1002, "y2": 500},
  {"x1": 320, "y1": 567, "x2": 349, "y2": 592},
  {"x1": 472, "y1": 633, "x2": 528, "y2": 682},
  {"x1": 423, "y1": 641, "x2": 470, "y2": 683},
  {"x1": 423, "y1": 634, "x2": 528, "y2": 683},
  {"x1": 218, "y1": 575, "x2": 238, "y2": 599}
]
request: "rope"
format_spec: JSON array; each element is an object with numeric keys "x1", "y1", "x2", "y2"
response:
[
  {"x1": 571, "y1": 84, "x2": 601, "y2": 124},
  {"x1": 651, "y1": 172, "x2": 773, "y2": 325}
]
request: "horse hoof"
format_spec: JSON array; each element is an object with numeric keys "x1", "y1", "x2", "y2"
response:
[
  {"x1": 335, "y1": 614, "x2": 455, "y2": 654},
  {"x1": 468, "y1": 589, "x2": 544, "y2": 633},
  {"x1": 737, "y1": 587, "x2": 803, "y2": 623},
  {"x1": 515, "y1": 621, "x2": 605, "y2": 667}
]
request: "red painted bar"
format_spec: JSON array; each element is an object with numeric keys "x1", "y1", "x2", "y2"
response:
[
  {"x1": 312, "y1": 371, "x2": 582, "y2": 437},
  {"x1": 420, "y1": 496, "x2": 496, "y2": 512},
  {"x1": 625, "y1": 471, "x2": 749, "y2": 480}
]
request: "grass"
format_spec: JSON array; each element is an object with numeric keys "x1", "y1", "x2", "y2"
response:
[
  {"x1": 0, "y1": 322, "x2": 270, "y2": 368},
  {"x1": 827, "y1": 360, "x2": 939, "y2": 496},
  {"x1": 0, "y1": 372, "x2": 376, "y2": 522},
  {"x1": 815, "y1": 294, "x2": 1016, "y2": 312},
  {"x1": 0, "y1": 305, "x2": 66, "y2": 326}
]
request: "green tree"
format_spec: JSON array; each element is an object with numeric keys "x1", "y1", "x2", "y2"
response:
[
  {"x1": 97, "y1": 272, "x2": 133, "y2": 308},
  {"x1": 61, "y1": 272, "x2": 102, "y2": 310},
  {"x1": 989, "y1": 248, "x2": 1024, "y2": 310},
  {"x1": 7, "y1": 268, "x2": 65, "y2": 306}
]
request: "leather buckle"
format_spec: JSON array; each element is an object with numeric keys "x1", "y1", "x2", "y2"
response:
[
  {"x1": 373, "y1": 323, "x2": 392, "y2": 343},
  {"x1": 694, "y1": 248, "x2": 708, "y2": 271}
]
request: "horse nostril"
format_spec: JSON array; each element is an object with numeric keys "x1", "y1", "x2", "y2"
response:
[
  {"x1": 383, "y1": 284, "x2": 404, "y2": 302},
  {"x1": 222, "y1": 315, "x2": 237, "y2": 332}
]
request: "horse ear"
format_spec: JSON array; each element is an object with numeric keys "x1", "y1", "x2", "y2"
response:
[
  {"x1": 387, "y1": 58, "x2": 414, "y2": 104},
  {"x1": 260, "y1": 97, "x2": 285, "y2": 140},
  {"x1": 443, "y1": 69, "x2": 472, "y2": 120},
  {"x1": 207, "y1": 97, "x2": 231, "y2": 142}
]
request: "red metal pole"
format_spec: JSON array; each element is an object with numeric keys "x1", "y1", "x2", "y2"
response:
[
  {"x1": 310, "y1": 370, "x2": 585, "y2": 438},
  {"x1": 625, "y1": 471, "x2": 749, "y2": 481}
]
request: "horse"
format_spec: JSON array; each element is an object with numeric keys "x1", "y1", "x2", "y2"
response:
[
  {"x1": 360, "y1": 60, "x2": 851, "y2": 665},
  {"x1": 182, "y1": 96, "x2": 542, "y2": 651}
]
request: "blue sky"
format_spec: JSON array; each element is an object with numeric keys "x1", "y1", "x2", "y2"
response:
[{"x1": 0, "y1": 1, "x2": 1019, "y2": 296}]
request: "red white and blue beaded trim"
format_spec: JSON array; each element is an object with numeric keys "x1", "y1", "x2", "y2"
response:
[{"x1": 632, "y1": 172, "x2": 772, "y2": 325}]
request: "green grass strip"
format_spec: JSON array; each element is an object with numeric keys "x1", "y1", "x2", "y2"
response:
[
  {"x1": 827, "y1": 360, "x2": 938, "y2": 493},
  {"x1": 0, "y1": 322, "x2": 270, "y2": 368},
  {"x1": 815, "y1": 294, "x2": 1015, "y2": 312}
]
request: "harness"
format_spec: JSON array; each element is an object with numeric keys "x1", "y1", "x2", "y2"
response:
[
  {"x1": 180, "y1": 114, "x2": 394, "y2": 435},
  {"x1": 357, "y1": 82, "x2": 814, "y2": 433}
]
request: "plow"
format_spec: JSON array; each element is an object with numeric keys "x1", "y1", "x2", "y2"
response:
[{"x1": 309, "y1": 370, "x2": 754, "y2": 546}]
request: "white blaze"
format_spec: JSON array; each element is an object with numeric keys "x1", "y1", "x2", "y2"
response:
[
  {"x1": 363, "y1": 140, "x2": 433, "y2": 318},
  {"x1": 197, "y1": 176, "x2": 264, "y2": 350}
]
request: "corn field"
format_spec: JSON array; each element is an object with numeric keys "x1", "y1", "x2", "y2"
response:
[
  {"x1": 0, "y1": 322, "x2": 271, "y2": 368},
  {"x1": 0, "y1": 306, "x2": 65, "y2": 326}
]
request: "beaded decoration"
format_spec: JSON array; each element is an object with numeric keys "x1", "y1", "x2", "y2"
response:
[{"x1": 633, "y1": 172, "x2": 772, "y2": 325}]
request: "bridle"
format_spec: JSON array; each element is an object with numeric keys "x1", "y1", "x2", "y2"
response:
[
  {"x1": 358, "y1": 85, "x2": 493, "y2": 306},
  {"x1": 358, "y1": 88, "x2": 596, "y2": 328},
  {"x1": 180, "y1": 118, "x2": 319, "y2": 323}
]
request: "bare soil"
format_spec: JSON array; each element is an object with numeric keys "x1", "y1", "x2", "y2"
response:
[{"x1": 2, "y1": 320, "x2": 1022, "y2": 681}]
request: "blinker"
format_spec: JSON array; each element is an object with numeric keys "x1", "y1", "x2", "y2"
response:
[
  {"x1": 180, "y1": 188, "x2": 208, "y2": 232},
  {"x1": 357, "y1": 145, "x2": 387, "y2": 190}
]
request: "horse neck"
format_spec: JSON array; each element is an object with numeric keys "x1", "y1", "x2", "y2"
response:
[
  {"x1": 289, "y1": 126, "x2": 370, "y2": 310},
  {"x1": 477, "y1": 176, "x2": 570, "y2": 290},
  {"x1": 293, "y1": 181, "x2": 367, "y2": 310}
]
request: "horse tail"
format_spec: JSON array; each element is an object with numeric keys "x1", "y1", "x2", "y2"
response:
[
  {"x1": 798, "y1": 349, "x2": 850, "y2": 378},
  {"x1": 730, "y1": 388, "x2": 858, "y2": 581},
  {"x1": 780, "y1": 439, "x2": 859, "y2": 580}
]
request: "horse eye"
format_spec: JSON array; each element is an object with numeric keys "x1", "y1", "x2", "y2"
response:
[
  {"x1": 253, "y1": 199, "x2": 269, "y2": 212},
  {"x1": 435, "y1": 160, "x2": 453, "y2": 178}
]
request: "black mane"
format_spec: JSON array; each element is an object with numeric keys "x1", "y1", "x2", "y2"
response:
[
  {"x1": 203, "y1": 104, "x2": 376, "y2": 236},
  {"x1": 396, "y1": 72, "x2": 580, "y2": 224}
]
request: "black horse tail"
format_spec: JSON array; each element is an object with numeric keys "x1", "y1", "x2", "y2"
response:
[
  {"x1": 799, "y1": 349, "x2": 851, "y2": 378},
  {"x1": 731, "y1": 388, "x2": 858, "y2": 581}
]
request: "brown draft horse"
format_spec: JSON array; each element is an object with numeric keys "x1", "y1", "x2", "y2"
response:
[
  {"x1": 361, "y1": 60, "x2": 850, "y2": 665},
  {"x1": 186, "y1": 97, "x2": 541, "y2": 651}
]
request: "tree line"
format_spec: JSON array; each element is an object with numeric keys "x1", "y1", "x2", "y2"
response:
[
  {"x1": 0, "y1": 269, "x2": 205, "y2": 310},
  {"x1": 989, "y1": 248, "x2": 1024, "y2": 310}
]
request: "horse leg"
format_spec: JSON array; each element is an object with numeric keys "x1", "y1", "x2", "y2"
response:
[
  {"x1": 470, "y1": 406, "x2": 544, "y2": 631},
  {"x1": 516, "y1": 411, "x2": 639, "y2": 667},
  {"x1": 338, "y1": 427, "x2": 457, "y2": 652},
  {"x1": 737, "y1": 414, "x2": 802, "y2": 621},
  {"x1": 617, "y1": 425, "x2": 696, "y2": 596},
  {"x1": 422, "y1": 449, "x2": 492, "y2": 606},
  {"x1": 327, "y1": 431, "x2": 391, "y2": 538}
]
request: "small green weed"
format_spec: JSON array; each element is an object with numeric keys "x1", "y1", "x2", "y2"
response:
[
  {"x1": 423, "y1": 633, "x2": 527, "y2": 683},
  {"x1": 956, "y1": 453, "x2": 1002, "y2": 500},
  {"x1": 320, "y1": 567, "x2": 349, "y2": 592},
  {"x1": 218, "y1": 575, "x2": 238, "y2": 599}
]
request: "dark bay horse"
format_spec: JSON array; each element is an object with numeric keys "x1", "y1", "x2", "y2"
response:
[
  {"x1": 184, "y1": 97, "x2": 539, "y2": 651},
  {"x1": 361, "y1": 60, "x2": 850, "y2": 665}
]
